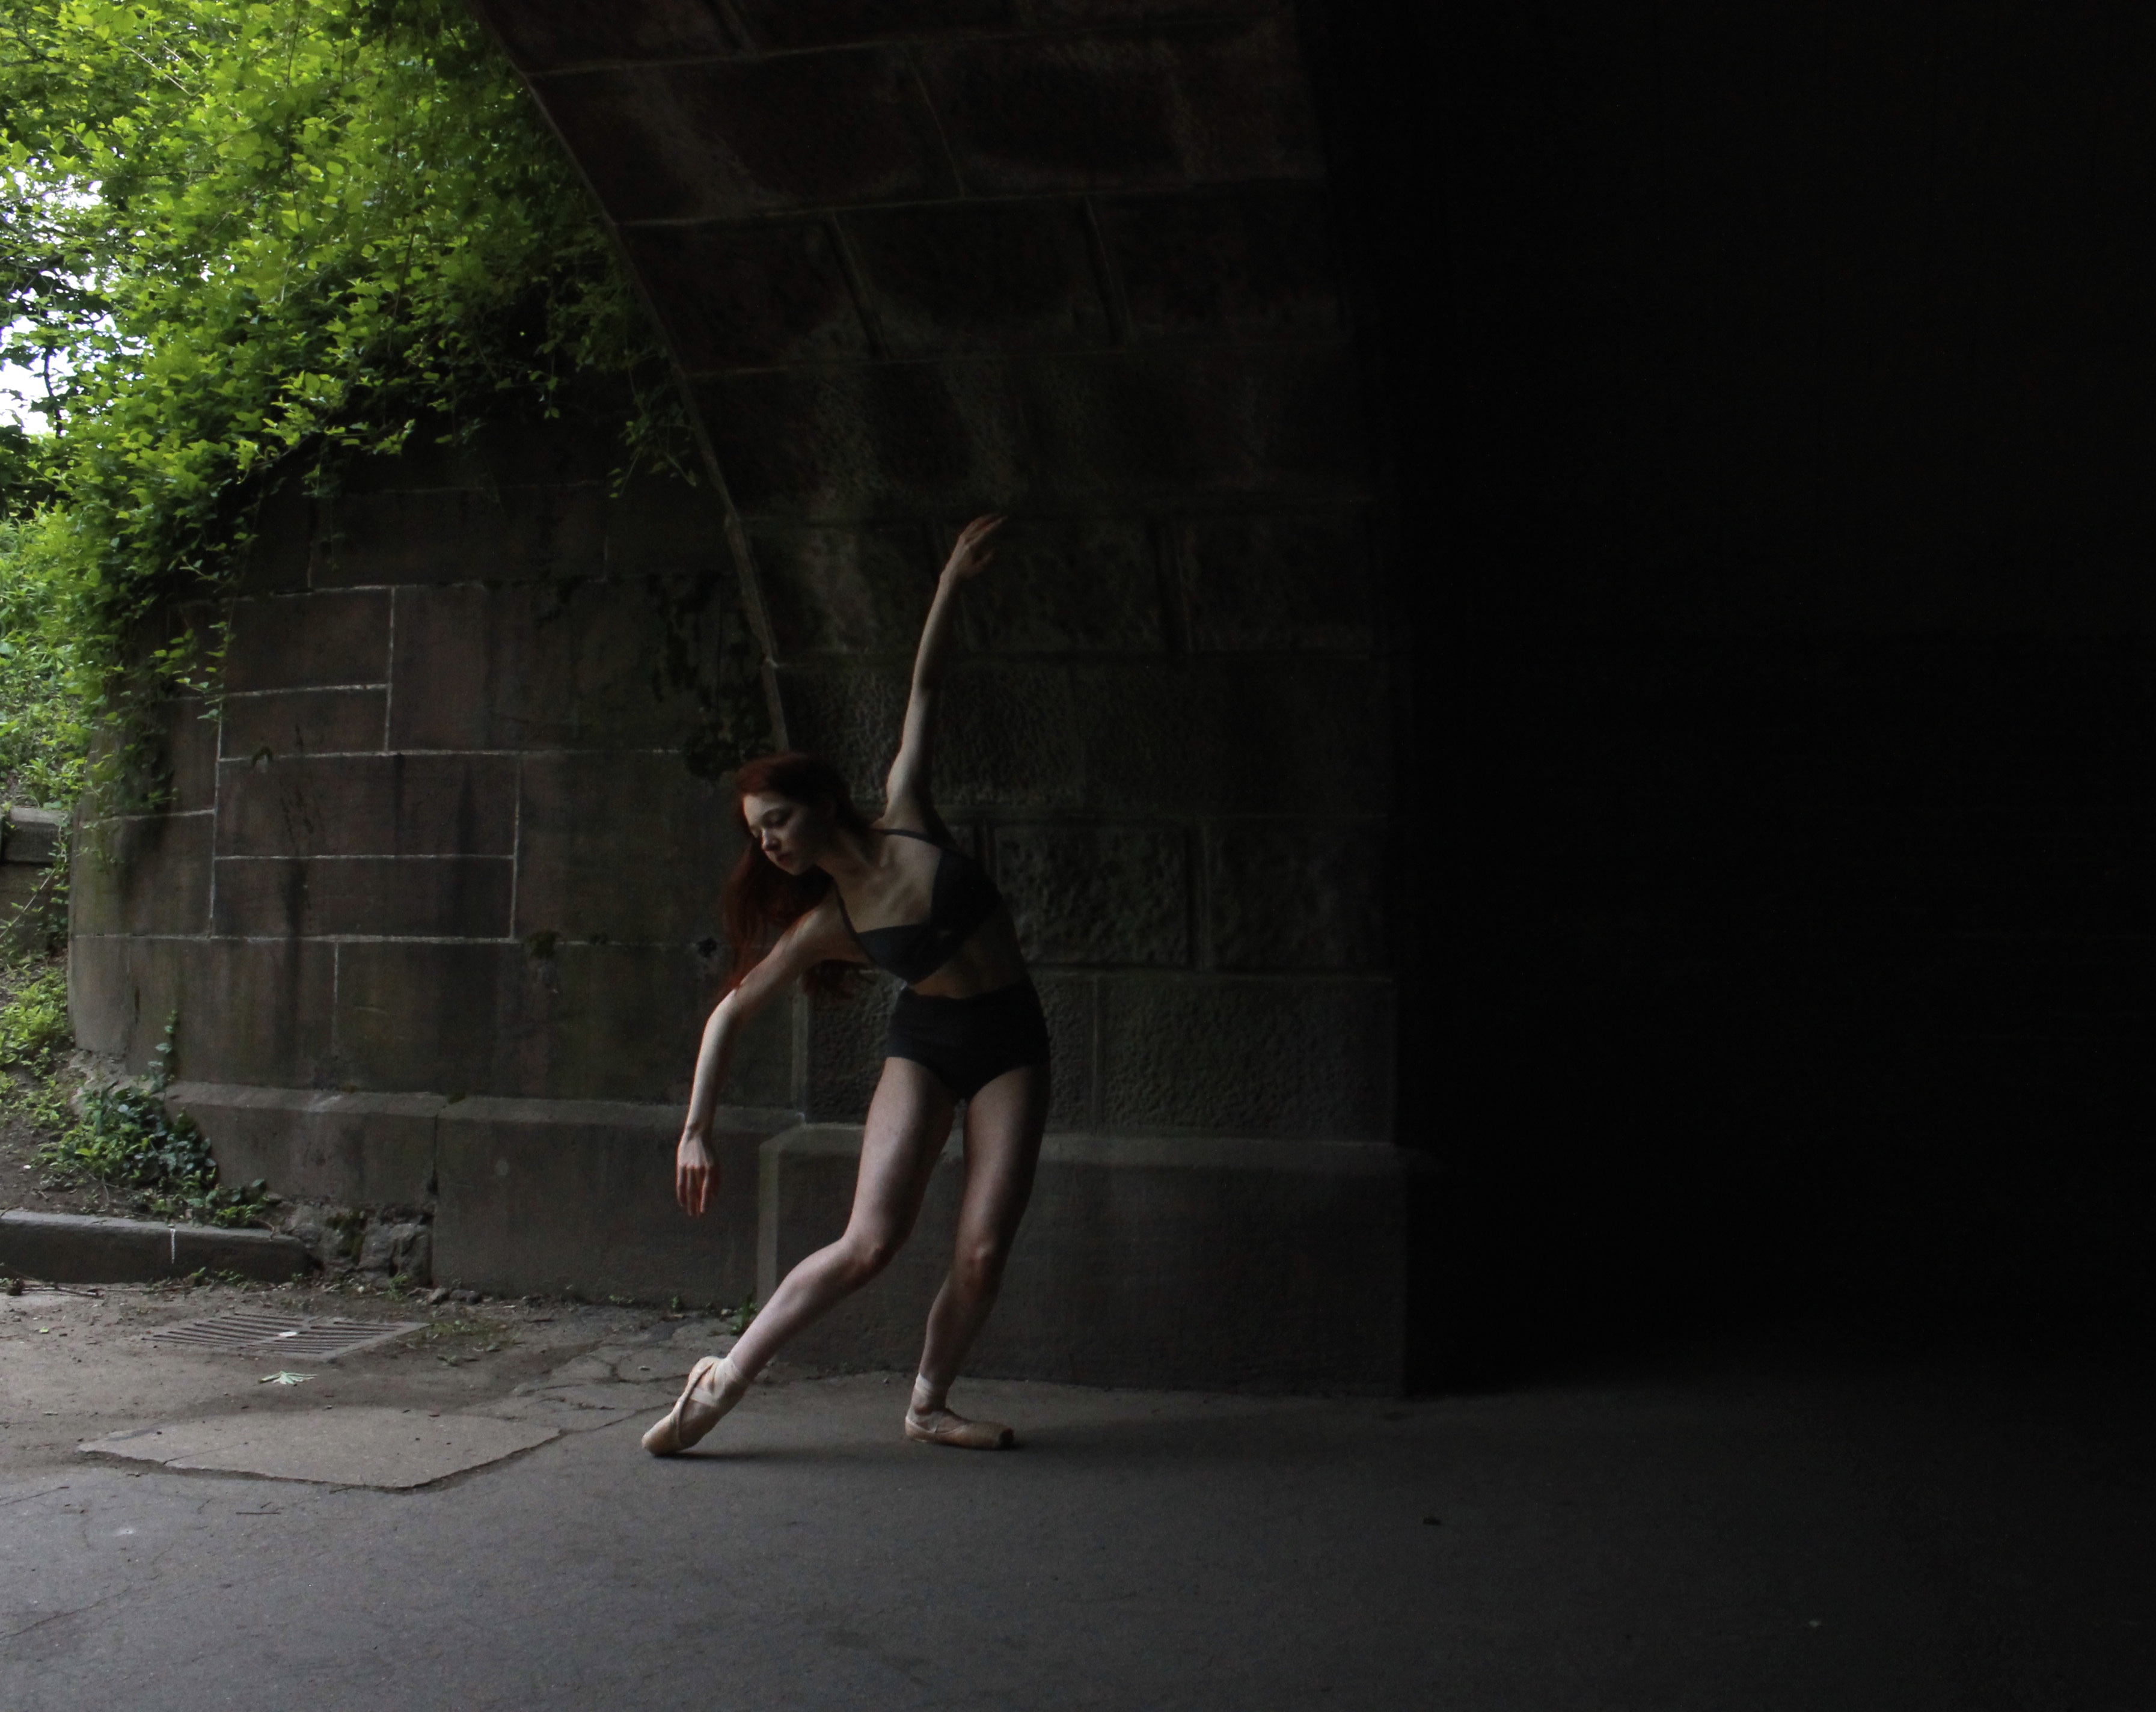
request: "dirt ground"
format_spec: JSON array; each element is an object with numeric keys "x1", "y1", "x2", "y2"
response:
[{"x1": 0, "y1": 1104, "x2": 124, "y2": 1221}]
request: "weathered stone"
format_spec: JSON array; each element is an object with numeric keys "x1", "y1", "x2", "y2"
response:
[
  {"x1": 467, "y1": 409, "x2": 628, "y2": 491},
  {"x1": 770, "y1": 662, "x2": 911, "y2": 800},
  {"x1": 605, "y1": 477, "x2": 731, "y2": 579},
  {"x1": 70, "y1": 935, "x2": 337, "y2": 1087},
  {"x1": 386, "y1": 583, "x2": 578, "y2": 751},
  {"x1": 219, "y1": 688, "x2": 388, "y2": 758},
  {"x1": 279, "y1": 1203, "x2": 365, "y2": 1270},
  {"x1": 759, "y1": 1126, "x2": 1414, "y2": 1391},
  {"x1": 1179, "y1": 507, "x2": 1374, "y2": 652},
  {"x1": 188, "y1": 940, "x2": 342, "y2": 1087},
  {"x1": 357, "y1": 1218, "x2": 432, "y2": 1279},
  {"x1": 216, "y1": 753, "x2": 516, "y2": 859},
  {"x1": 501, "y1": 483, "x2": 610, "y2": 583},
  {"x1": 752, "y1": 523, "x2": 940, "y2": 659},
  {"x1": 2, "y1": 806, "x2": 65, "y2": 865},
  {"x1": 623, "y1": 221, "x2": 871, "y2": 371},
  {"x1": 329, "y1": 941, "x2": 541, "y2": 1097},
  {"x1": 915, "y1": 20, "x2": 1321, "y2": 194},
  {"x1": 168, "y1": 1083, "x2": 441, "y2": 1206},
  {"x1": 844, "y1": 200, "x2": 1110, "y2": 355},
  {"x1": 66, "y1": 933, "x2": 182, "y2": 1069},
  {"x1": 228, "y1": 478, "x2": 314, "y2": 596},
  {"x1": 1033, "y1": 971, "x2": 1097, "y2": 1131},
  {"x1": 534, "y1": 52, "x2": 955, "y2": 225},
  {"x1": 1072, "y1": 656, "x2": 1390, "y2": 815},
  {"x1": 1098, "y1": 974, "x2": 1393, "y2": 1137},
  {"x1": 330, "y1": 938, "x2": 791, "y2": 1105},
  {"x1": 433, "y1": 1096, "x2": 796, "y2": 1304},
  {"x1": 703, "y1": 345, "x2": 1368, "y2": 519},
  {"x1": 69, "y1": 813, "x2": 212, "y2": 937},
  {"x1": 994, "y1": 823, "x2": 1189, "y2": 965},
  {"x1": 211, "y1": 855, "x2": 514, "y2": 939},
  {"x1": 697, "y1": 361, "x2": 999, "y2": 519},
  {"x1": 1206, "y1": 821, "x2": 1386, "y2": 970},
  {"x1": 1098, "y1": 185, "x2": 1343, "y2": 342},
  {"x1": 729, "y1": 0, "x2": 1005, "y2": 52},
  {"x1": 222, "y1": 591, "x2": 388, "y2": 693},
  {"x1": 572, "y1": 573, "x2": 744, "y2": 751},
  {"x1": 387, "y1": 572, "x2": 733, "y2": 753},
  {"x1": 1012, "y1": 344, "x2": 1370, "y2": 500},
  {"x1": 316, "y1": 488, "x2": 510, "y2": 588},
  {"x1": 512, "y1": 750, "x2": 736, "y2": 946},
  {"x1": 958, "y1": 516, "x2": 1166, "y2": 654},
  {"x1": 162, "y1": 696, "x2": 223, "y2": 812},
  {"x1": 468, "y1": 0, "x2": 737, "y2": 70},
  {"x1": 0, "y1": 863, "x2": 60, "y2": 956}
]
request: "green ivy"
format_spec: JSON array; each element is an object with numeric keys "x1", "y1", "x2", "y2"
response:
[
  {"x1": 32, "y1": 1010, "x2": 273, "y2": 1226},
  {"x1": 0, "y1": 0, "x2": 682, "y2": 769},
  {"x1": 0, "y1": 518, "x2": 92, "y2": 808}
]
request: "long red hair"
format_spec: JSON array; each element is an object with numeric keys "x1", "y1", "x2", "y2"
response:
[{"x1": 721, "y1": 751, "x2": 872, "y2": 997}]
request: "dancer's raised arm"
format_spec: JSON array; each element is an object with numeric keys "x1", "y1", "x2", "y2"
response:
[{"x1": 883, "y1": 514, "x2": 1002, "y2": 825}]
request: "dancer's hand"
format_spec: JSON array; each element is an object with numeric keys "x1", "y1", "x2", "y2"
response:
[
  {"x1": 941, "y1": 513, "x2": 1003, "y2": 583},
  {"x1": 675, "y1": 1131, "x2": 717, "y2": 1215}
]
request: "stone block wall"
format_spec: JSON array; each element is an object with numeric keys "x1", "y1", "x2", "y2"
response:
[
  {"x1": 62, "y1": 1, "x2": 1412, "y2": 1386},
  {"x1": 69, "y1": 436, "x2": 794, "y2": 1109},
  {"x1": 472, "y1": 0, "x2": 1400, "y2": 1141}
]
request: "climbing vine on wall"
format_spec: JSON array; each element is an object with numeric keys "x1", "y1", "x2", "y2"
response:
[{"x1": 0, "y1": 0, "x2": 696, "y2": 785}]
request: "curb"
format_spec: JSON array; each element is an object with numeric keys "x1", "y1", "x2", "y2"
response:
[{"x1": 0, "y1": 1209, "x2": 315, "y2": 1284}]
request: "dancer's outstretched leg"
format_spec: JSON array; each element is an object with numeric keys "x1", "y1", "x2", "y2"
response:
[
  {"x1": 905, "y1": 1063, "x2": 1048, "y2": 1449},
  {"x1": 645, "y1": 1059, "x2": 952, "y2": 1455}
]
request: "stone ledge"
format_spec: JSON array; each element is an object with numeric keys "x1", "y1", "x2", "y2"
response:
[
  {"x1": 2, "y1": 806, "x2": 63, "y2": 865},
  {"x1": 0, "y1": 1209, "x2": 313, "y2": 1285},
  {"x1": 759, "y1": 1125, "x2": 1422, "y2": 1393},
  {"x1": 432, "y1": 1095, "x2": 796, "y2": 1306},
  {"x1": 168, "y1": 1082, "x2": 445, "y2": 1207}
]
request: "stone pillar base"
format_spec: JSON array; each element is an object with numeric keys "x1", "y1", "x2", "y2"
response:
[
  {"x1": 759, "y1": 1125, "x2": 1421, "y2": 1394},
  {"x1": 168, "y1": 1082, "x2": 794, "y2": 1306},
  {"x1": 171, "y1": 1084, "x2": 1421, "y2": 1392}
]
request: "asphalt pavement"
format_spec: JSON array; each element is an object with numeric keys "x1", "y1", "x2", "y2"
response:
[{"x1": 2, "y1": 1283, "x2": 2150, "y2": 1711}]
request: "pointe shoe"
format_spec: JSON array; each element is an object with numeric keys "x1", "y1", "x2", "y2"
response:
[
  {"x1": 904, "y1": 1407, "x2": 1016, "y2": 1450},
  {"x1": 642, "y1": 1356, "x2": 745, "y2": 1457}
]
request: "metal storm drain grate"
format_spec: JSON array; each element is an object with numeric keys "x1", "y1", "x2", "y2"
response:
[{"x1": 151, "y1": 1310, "x2": 424, "y2": 1361}]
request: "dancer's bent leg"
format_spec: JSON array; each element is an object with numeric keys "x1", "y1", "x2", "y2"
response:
[
  {"x1": 727, "y1": 1057, "x2": 954, "y2": 1383},
  {"x1": 906, "y1": 1063, "x2": 1048, "y2": 1449}
]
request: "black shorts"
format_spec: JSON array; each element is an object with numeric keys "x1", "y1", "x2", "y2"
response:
[{"x1": 887, "y1": 980, "x2": 1052, "y2": 1100}]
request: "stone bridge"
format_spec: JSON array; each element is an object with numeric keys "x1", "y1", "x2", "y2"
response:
[
  {"x1": 69, "y1": 1, "x2": 1416, "y2": 1390},
  {"x1": 69, "y1": 4, "x2": 2156, "y2": 1383}
]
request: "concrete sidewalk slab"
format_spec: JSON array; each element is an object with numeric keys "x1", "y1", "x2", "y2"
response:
[{"x1": 79, "y1": 1407, "x2": 557, "y2": 1488}]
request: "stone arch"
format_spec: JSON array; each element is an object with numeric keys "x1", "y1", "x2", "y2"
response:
[{"x1": 68, "y1": 1, "x2": 1412, "y2": 1390}]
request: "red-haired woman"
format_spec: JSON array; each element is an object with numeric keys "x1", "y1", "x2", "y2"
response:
[{"x1": 643, "y1": 515, "x2": 1048, "y2": 1457}]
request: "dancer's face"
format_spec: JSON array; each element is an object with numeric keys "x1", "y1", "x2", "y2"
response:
[{"x1": 742, "y1": 790, "x2": 828, "y2": 874}]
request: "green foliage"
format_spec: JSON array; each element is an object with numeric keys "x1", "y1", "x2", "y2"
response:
[
  {"x1": 0, "y1": 0, "x2": 678, "y2": 735},
  {"x1": 0, "y1": 516, "x2": 93, "y2": 807},
  {"x1": 34, "y1": 1011, "x2": 272, "y2": 1225},
  {"x1": 0, "y1": 959, "x2": 70, "y2": 1074}
]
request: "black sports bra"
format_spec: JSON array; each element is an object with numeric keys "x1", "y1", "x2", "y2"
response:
[{"x1": 836, "y1": 828, "x2": 1005, "y2": 986}]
